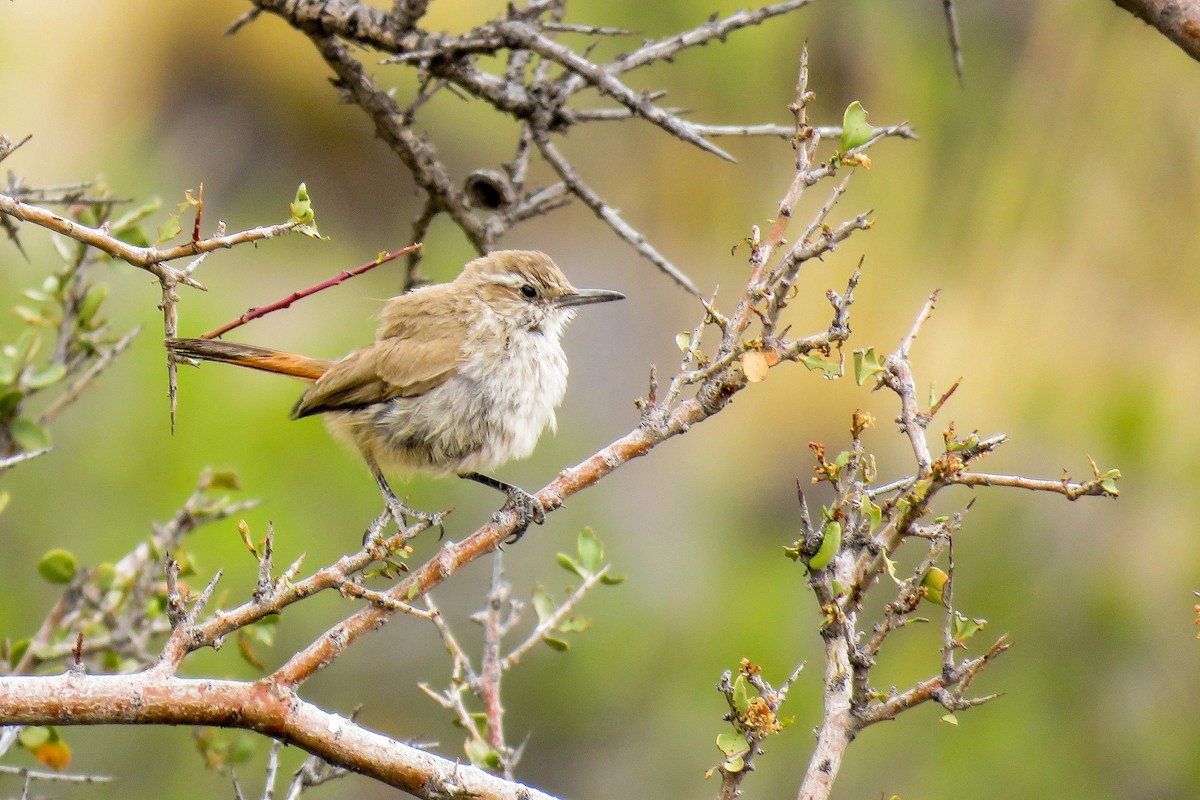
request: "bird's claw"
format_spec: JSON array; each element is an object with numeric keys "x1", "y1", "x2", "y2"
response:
[
  {"x1": 495, "y1": 487, "x2": 545, "y2": 544},
  {"x1": 364, "y1": 499, "x2": 443, "y2": 546}
]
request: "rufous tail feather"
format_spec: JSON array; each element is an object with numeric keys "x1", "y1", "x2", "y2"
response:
[{"x1": 166, "y1": 338, "x2": 331, "y2": 381}]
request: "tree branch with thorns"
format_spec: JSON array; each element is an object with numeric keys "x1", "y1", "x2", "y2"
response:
[{"x1": 0, "y1": 5, "x2": 1125, "y2": 800}]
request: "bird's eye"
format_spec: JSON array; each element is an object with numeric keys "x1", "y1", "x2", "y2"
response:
[{"x1": 520, "y1": 284, "x2": 538, "y2": 299}]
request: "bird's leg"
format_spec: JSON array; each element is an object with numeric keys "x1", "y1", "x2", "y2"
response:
[
  {"x1": 458, "y1": 472, "x2": 546, "y2": 541},
  {"x1": 367, "y1": 457, "x2": 439, "y2": 541}
]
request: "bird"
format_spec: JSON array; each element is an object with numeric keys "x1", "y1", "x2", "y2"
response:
[{"x1": 166, "y1": 250, "x2": 624, "y2": 538}]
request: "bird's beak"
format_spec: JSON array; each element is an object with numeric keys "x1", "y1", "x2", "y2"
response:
[{"x1": 556, "y1": 288, "x2": 625, "y2": 308}]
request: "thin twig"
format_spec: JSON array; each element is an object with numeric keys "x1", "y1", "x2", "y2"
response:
[
  {"x1": 0, "y1": 447, "x2": 51, "y2": 473},
  {"x1": 943, "y1": 0, "x2": 965, "y2": 87},
  {"x1": 199, "y1": 244, "x2": 420, "y2": 339},
  {"x1": 533, "y1": 133, "x2": 700, "y2": 295},
  {"x1": 39, "y1": 326, "x2": 140, "y2": 426},
  {"x1": 0, "y1": 764, "x2": 113, "y2": 784}
]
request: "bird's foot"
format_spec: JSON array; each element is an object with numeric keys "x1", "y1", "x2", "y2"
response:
[
  {"x1": 363, "y1": 497, "x2": 445, "y2": 547},
  {"x1": 493, "y1": 486, "x2": 546, "y2": 544},
  {"x1": 458, "y1": 472, "x2": 546, "y2": 544}
]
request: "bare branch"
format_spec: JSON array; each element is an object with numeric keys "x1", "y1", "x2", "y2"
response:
[
  {"x1": 533, "y1": 132, "x2": 701, "y2": 295},
  {"x1": 0, "y1": 672, "x2": 563, "y2": 800},
  {"x1": 0, "y1": 191, "x2": 298, "y2": 288},
  {"x1": 855, "y1": 636, "x2": 1011, "y2": 727},
  {"x1": 1111, "y1": 0, "x2": 1200, "y2": 64},
  {"x1": 952, "y1": 470, "x2": 1119, "y2": 499},
  {"x1": 495, "y1": 21, "x2": 734, "y2": 162},
  {"x1": 0, "y1": 764, "x2": 112, "y2": 784},
  {"x1": 0, "y1": 447, "x2": 51, "y2": 473},
  {"x1": 943, "y1": 0, "x2": 965, "y2": 86}
]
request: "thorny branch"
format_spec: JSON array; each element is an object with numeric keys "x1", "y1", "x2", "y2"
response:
[
  {"x1": 238, "y1": 0, "x2": 915, "y2": 294},
  {"x1": 0, "y1": 6, "x2": 1127, "y2": 800},
  {"x1": 0, "y1": 39, "x2": 903, "y2": 795},
  {"x1": 0, "y1": 180, "x2": 318, "y2": 429},
  {"x1": 9, "y1": 470, "x2": 260, "y2": 676},
  {"x1": 783, "y1": 275, "x2": 1117, "y2": 800}
]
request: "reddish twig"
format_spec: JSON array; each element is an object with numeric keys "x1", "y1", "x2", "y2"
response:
[
  {"x1": 191, "y1": 183, "x2": 204, "y2": 244},
  {"x1": 199, "y1": 243, "x2": 421, "y2": 340}
]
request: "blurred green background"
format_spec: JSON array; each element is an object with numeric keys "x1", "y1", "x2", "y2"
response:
[{"x1": 2, "y1": 1, "x2": 1199, "y2": 798}]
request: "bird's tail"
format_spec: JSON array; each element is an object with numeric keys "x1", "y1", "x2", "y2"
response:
[{"x1": 166, "y1": 338, "x2": 333, "y2": 382}]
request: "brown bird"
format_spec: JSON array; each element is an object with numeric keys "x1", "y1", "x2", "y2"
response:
[{"x1": 167, "y1": 250, "x2": 624, "y2": 536}]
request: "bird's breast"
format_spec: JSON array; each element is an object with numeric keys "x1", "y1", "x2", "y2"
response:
[{"x1": 459, "y1": 327, "x2": 569, "y2": 457}]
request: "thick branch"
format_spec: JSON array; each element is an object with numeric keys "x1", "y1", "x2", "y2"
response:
[
  {"x1": 0, "y1": 672, "x2": 559, "y2": 800},
  {"x1": 303, "y1": 33, "x2": 488, "y2": 249},
  {"x1": 1112, "y1": 0, "x2": 1200, "y2": 63},
  {"x1": 796, "y1": 634, "x2": 855, "y2": 800}
]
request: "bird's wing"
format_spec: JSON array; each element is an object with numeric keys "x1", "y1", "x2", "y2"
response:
[{"x1": 291, "y1": 299, "x2": 465, "y2": 418}]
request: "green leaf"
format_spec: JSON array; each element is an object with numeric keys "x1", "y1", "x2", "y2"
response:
[
  {"x1": 723, "y1": 754, "x2": 745, "y2": 773},
  {"x1": 24, "y1": 362, "x2": 66, "y2": 389},
  {"x1": 10, "y1": 417, "x2": 50, "y2": 451},
  {"x1": 37, "y1": 549, "x2": 78, "y2": 583},
  {"x1": 114, "y1": 225, "x2": 151, "y2": 248},
  {"x1": 76, "y1": 284, "x2": 109, "y2": 325},
  {"x1": 556, "y1": 552, "x2": 585, "y2": 578},
  {"x1": 577, "y1": 526, "x2": 603, "y2": 573},
  {"x1": 716, "y1": 731, "x2": 749, "y2": 757},
  {"x1": 22, "y1": 288, "x2": 56, "y2": 304},
  {"x1": 14, "y1": 328, "x2": 41, "y2": 366},
  {"x1": 921, "y1": 567, "x2": 949, "y2": 607},
  {"x1": 951, "y1": 611, "x2": 987, "y2": 642},
  {"x1": 464, "y1": 739, "x2": 502, "y2": 770},
  {"x1": 289, "y1": 183, "x2": 325, "y2": 239},
  {"x1": 940, "y1": 712, "x2": 959, "y2": 726},
  {"x1": 531, "y1": 585, "x2": 556, "y2": 622},
  {"x1": 156, "y1": 215, "x2": 182, "y2": 243},
  {"x1": 853, "y1": 347, "x2": 885, "y2": 386},
  {"x1": 599, "y1": 573, "x2": 626, "y2": 586},
  {"x1": 807, "y1": 521, "x2": 842, "y2": 571},
  {"x1": 12, "y1": 305, "x2": 46, "y2": 325},
  {"x1": 18, "y1": 726, "x2": 51, "y2": 749},
  {"x1": 840, "y1": 101, "x2": 873, "y2": 151},
  {"x1": 731, "y1": 674, "x2": 753, "y2": 715},
  {"x1": 109, "y1": 198, "x2": 162, "y2": 233},
  {"x1": 290, "y1": 183, "x2": 313, "y2": 223},
  {"x1": 797, "y1": 353, "x2": 841, "y2": 378},
  {"x1": 8, "y1": 639, "x2": 29, "y2": 667},
  {"x1": 542, "y1": 635, "x2": 569, "y2": 652},
  {"x1": 1100, "y1": 468, "x2": 1121, "y2": 497},
  {"x1": 556, "y1": 616, "x2": 590, "y2": 633},
  {"x1": 864, "y1": 499, "x2": 883, "y2": 533}
]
